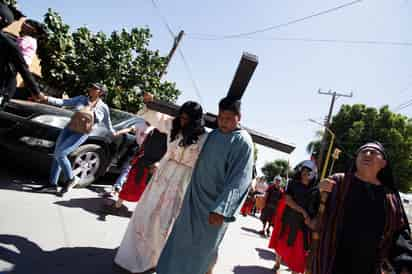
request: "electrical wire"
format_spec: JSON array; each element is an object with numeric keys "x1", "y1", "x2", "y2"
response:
[
  {"x1": 187, "y1": 35, "x2": 412, "y2": 47},
  {"x1": 178, "y1": 48, "x2": 204, "y2": 104},
  {"x1": 394, "y1": 99, "x2": 412, "y2": 111},
  {"x1": 150, "y1": 0, "x2": 204, "y2": 104},
  {"x1": 151, "y1": 0, "x2": 175, "y2": 37},
  {"x1": 188, "y1": 0, "x2": 364, "y2": 40}
]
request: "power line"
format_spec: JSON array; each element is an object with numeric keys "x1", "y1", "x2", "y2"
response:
[
  {"x1": 150, "y1": 0, "x2": 175, "y2": 37},
  {"x1": 150, "y1": 0, "x2": 204, "y2": 104},
  {"x1": 394, "y1": 99, "x2": 412, "y2": 111},
  {"x1": 178, "y1": 48, "x2": 204, "y2": 104},
  {"x1": 393, "y1": 97, "x2": 412, "y2": 111},
  {"x1": 187, "y1": 35, "x2": 412, "y2": 47},
  {"x1": 188, "y1": 0, "x2": 363, "y2": 40}
]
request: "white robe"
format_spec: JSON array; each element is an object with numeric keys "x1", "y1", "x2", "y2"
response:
[{"x1": 114, "y1": 108, "x2": 207, "y2": 272}]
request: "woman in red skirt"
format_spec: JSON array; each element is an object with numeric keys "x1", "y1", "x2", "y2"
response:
[
  {"x1": 241, "y1": 188, "x2": 255, "y2": 216},
  {"x1": 104, "y1": 121, "x2": 167, "y2": 214},
  {"x1": 269, "y1": 160, "x2": 319, "y2": 274}
]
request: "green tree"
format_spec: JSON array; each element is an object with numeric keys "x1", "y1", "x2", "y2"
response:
[
  {"x1": 306, "y1": 130, "x2": 323, "y2": 156},
  {"x1": 261, "y1": 159, "x2": 291, "y2": 182},
  {"x1": 313, "y1": 104, "x2": 412, "y2": 192},
  {"x1": 37, "y1": 9, "x2": 180, "y2": 113}
]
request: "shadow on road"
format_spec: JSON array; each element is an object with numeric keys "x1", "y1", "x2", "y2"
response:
[
  {"x1": 233, "y1": 265, "x2": 273, "y2": 274},
  {"x1": 241, "y1": 226, "x2": 263, "y2": 235},
  {"x1": 54, "y1": 198, "x2": 132, "y2": 221},
  {"x1": 87, "y1": 185, "x2": 110, "y2": 196},
  {"x1": 255, "y1": 248, "x2": 276, "y2": 261},
  {"x1": 0, "y1": 234, "x2": 118, "y2": 274},
  {"x1": 0, "y1": 178, "x2": 58, "y2": 195}
]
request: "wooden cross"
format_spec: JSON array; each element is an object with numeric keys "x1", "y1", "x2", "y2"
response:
[{"x1": 146, "y1": 52, "x2": 295, "y2": 154}]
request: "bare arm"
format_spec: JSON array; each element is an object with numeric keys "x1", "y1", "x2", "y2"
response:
[{"x1": 114, "y1": 126, "x2": 135, "y2": 137}]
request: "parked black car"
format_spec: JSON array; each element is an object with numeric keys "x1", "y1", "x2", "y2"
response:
[{"x1": 0, "y1": 99, "x2": 142, "y2": 188}]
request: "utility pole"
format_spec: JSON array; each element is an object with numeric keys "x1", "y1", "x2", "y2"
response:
[
  {"x1": 317, "y1": 89, "x2": 353, "y2": 171},
  {"x1": 160, "y1": 30, "x2": 184, "y2": 78}
]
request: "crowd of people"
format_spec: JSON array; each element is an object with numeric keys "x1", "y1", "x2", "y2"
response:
[{"x1": 2, "y1": 2, "x2": 412, "y2": 274}]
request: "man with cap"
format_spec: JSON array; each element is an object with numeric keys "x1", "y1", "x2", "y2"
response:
[
  {"x1": 156, "y1": 95, "x2": 254, "y2": 274},
  {"x1": 35, "y1": 83, "x2": 122, "y2": 195},
  {"x1": 0, "y1": 2, "x2": 44, "y2": 108}
]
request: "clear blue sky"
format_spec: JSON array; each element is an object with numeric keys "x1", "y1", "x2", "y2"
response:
[{"x1": 19, "y1": 0, "x2": 412, "y2": 173}]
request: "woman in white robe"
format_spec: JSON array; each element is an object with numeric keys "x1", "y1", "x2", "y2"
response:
[{"x1": 114, "y1": 94, "x2": 207, "y2": 273}]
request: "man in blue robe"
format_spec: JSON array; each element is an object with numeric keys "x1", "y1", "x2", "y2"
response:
[{"x1": 156, "y1": 96, "x2": 254, "y2": 274}]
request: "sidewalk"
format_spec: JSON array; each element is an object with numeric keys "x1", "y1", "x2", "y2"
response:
[
  {"x1": 216, "y1": 214, "x2": 290, "y2": 274},
  {"x1": 0, "y1": 173, "x2": 132, "y2": 274}
]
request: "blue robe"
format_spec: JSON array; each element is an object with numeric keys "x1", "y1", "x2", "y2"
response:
[{"x1": 156, "y1": 128, "x2": 254, "y2": 274}]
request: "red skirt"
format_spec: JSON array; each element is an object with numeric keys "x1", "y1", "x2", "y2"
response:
[
  {"x1": 118, "y1": 158, "x2": 149, "y2": 202},
  {"x1": 269, "y1": 197, "x2": 307, "y2": 273},
  {"x1": 240, "y1": 198, "x2": 254, "y2": 216}
]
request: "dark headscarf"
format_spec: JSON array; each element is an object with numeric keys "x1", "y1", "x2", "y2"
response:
[
  {"x1": 352, "y1": 141, "x2": 395, "y2": 191},
  {"x1": 170, "y1": 101, "x2": 205, "y2": 147},
  {"x1": 219, "y1": 96, "x2": 241, "y2": 115},
  {"x1": 0, "y1": 2, "x2": 24, "y2": 28},
  {"x1": 23, "y1": 19, "x2": 48, "y2": 39},
  {"x1": 0, "y1": 2, "x2": 14, "y2": 29}
]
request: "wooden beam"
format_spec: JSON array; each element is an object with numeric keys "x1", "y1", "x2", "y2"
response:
[
  {"x1": 226, "y1": 52, "x2": 258, "y2": 100},
  {"x1": 146, "y1": 100, "x2": 296, "y2": 153},
  {"x1": 145, "y1": 52, "x2": 295, "y2": 153}
]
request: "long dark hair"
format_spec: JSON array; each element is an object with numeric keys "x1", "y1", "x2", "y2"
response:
[{"x1": 170, "y1": 101, "x2": 205, "y2": 147}]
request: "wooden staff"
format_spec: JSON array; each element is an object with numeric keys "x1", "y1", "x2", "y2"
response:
[{"x1": 306, "y1": 133, "x2": 336, "y2": 274}]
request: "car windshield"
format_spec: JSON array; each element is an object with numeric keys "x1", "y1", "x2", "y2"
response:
[{"x1": 110, "y1": 109, "x2": 135, "y2": 125}]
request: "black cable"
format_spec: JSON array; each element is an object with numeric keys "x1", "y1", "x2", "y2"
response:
[
  {"x1": 393, "y1": 98, "x2": 412, "y2": 111},
  {"x1": 151, "y1": 0, "x2": 175, "y2": 37},
  {"x1": 395, "y1": 100, "x2": 412, "y2": 111},
  {"x1": 150, "y1": 0, "x2": 204, "y2": 104},
  {"x1": 188, "y1": 0, "x2": 363, "y2": 40},
  {"x1": 178, "y1": 48, "x2": 204, "y2": 104},
  {"x1": 188, "y1": 35, "x2": 412, "y2": 47}
]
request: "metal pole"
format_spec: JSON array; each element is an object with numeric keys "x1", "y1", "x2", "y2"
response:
[
  {"x1": 320, "y1": 133, "x2": 335, "y2": 180},
  {"x1": 328, "y1": 158, "x2": 336, "y2": 177},
  {"x1": 317, "y1": 89, "x2": 352, "y2": 170},
  {"x1": 306, "y1": 120, "x2": 336, "y2": 274},
  {"x1": 318, "y1": 91, "x2": 337, "y2": 171}
]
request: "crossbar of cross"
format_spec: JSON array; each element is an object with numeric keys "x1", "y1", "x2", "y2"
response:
[{"x1": 146, "y1": 52, "x2": 295, "y2": 154}]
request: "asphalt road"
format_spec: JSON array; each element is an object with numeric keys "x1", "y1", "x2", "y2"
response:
[{"x1": 0, "y1": 159, "x2": 289, "y2": 274}]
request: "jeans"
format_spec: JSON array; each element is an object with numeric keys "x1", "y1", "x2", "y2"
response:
[
  {"x1": 113, "y1": 155, "x2": 133, "y2": 190},
  {"x1": 49, "y1": 127, "x2": 88, "y2": 186}
]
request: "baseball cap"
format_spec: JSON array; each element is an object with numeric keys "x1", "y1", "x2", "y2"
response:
[{"x1": 91, "y1": 83, "x2": 108, "y2": 95}]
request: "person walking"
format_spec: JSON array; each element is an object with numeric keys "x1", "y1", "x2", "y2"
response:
[
  {"x1": 113, "y1": 93, "x2": 207, "y2": 273},
  {"x1": 36, "y1": 83, "x2": 118, "y2": 196}
]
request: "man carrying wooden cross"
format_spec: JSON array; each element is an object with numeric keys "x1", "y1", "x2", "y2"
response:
[
  {"x1": 156, "y1": 92, "x2": 254, "y2": 274},
  {"x1": 148, "y1": 53, "x2": 293, "y2": 274}
]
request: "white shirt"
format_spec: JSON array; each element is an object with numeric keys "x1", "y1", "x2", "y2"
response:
[
  {"x1": 134, "y1": 121, "x2": 153, "y2": 146},
  {"x1": 255, "y1": 181, "x2": 269, "y2": 193}
]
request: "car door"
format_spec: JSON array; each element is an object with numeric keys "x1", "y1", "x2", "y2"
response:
[{"x1": 0, "y1": 99, "x2": 68, "y2": 155}]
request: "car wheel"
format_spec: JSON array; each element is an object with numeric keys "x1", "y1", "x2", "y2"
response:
[{"x1": 69, "y1": 144, "x2": 107, "y2": 188}]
